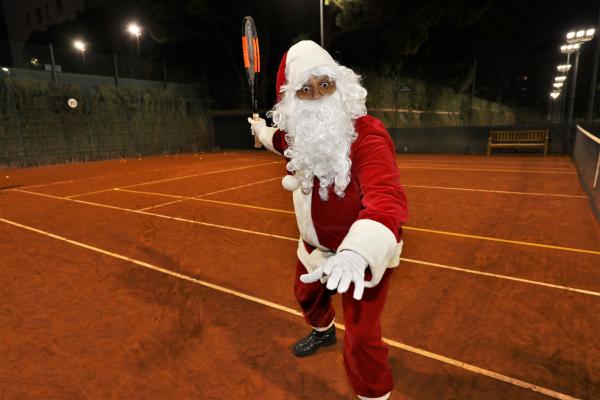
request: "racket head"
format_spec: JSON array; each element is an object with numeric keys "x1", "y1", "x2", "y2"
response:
[{"x1": 242, "y1": 16, "x2": 260, "y2": 111}]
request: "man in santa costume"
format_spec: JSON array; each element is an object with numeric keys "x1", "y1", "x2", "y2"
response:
[{"x1": 248, "y1": 40, "x2": 408, "y2": 400}]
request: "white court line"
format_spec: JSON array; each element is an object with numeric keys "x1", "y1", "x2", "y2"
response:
[
  {"x1": 398, "y1": 165, "x2": 576, "y2": 172},
  {"x1": 8, "y1": 188, "x2": 600, "y2": 295},
  {"x1": 0, "y1": 217, "x2": 582, "y2": 400},
  {"x1": 118, "y1": 161, "x2": 282, "y2": 189},
  {"x1": 118, "y1": 188, "x2": 291, "y2": 214},
  {"x1": 136, "y1": 176, "x2": 282, "y2": 212},
  {"x1": 396, "y1": 161, "x2": 575, "y2": 171},
  {"x1": 402, "y1": 258, "x2": 600, "y2": 297},
  {"x1": 396, "y1": 165, "x2": 576, "y2": 174},
  {"x1": 109, "y1": 187, "x2": 600, "y2": 256},
  {"x1": 22, "y1": 163, "x2": 202, "y2": 190},
  {"x1": 64, "y1": 160, "x2": 282, "y2": 199},
  {"x1": 403, "y1": 184, "x2": 586, "y2": 199},
  {"x1": 11, "y1": 188, "x2": 297, "y2": 242},
  {"x1": 395, "y1": 157, "x2": 573, "y2": 165}
]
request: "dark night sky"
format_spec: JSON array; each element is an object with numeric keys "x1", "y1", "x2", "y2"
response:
[{"x1": 1, "y1": 0, "x2": 599, "y2": 109}]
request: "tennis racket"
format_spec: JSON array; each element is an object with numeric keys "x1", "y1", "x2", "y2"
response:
[{"x1": 242, "y1": 16, "x2": 262, "y2": 148}]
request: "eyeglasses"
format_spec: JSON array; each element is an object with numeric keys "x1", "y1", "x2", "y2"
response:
[{"x1": 296, "y1": 75, "x2": 336, "y2": 100}]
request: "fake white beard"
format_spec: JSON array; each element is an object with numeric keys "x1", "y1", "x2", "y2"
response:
[{"x1": 276, "y1": 92, "x2": 357, "y2": 201}]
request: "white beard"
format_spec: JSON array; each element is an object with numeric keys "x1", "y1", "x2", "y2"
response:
[{"x1": 275, "y1": 92, "x2": 357, "y2": 201}]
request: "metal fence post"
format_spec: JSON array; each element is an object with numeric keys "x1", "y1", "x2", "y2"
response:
[
  {"x1": 49, "y1": 43, "x2": 58, "y2": 83},
  {"x1": 113, "y1": 53, "x2": 120, "y2": 87}
]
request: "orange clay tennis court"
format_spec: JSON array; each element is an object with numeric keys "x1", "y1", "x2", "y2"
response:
[{"x1": 1, "y1": 152, "x2": 599, "y2": 399}]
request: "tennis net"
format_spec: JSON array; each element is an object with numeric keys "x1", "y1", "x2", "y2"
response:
[{"x1": 574, "y1": 125, "x2": 600, "y2": 219}]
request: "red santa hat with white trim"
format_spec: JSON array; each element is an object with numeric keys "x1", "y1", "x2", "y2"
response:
[{"x1": 275, "y1": 40, "x2": 338, "y2": 102}]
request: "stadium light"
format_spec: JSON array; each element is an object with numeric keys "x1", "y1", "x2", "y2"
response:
[
  {"x1": 566, "y1": 28, "x2": 595, "y2": 43},
  {"x1": 73, "y1": 40, "x2": 86, "y2": 52},
  {"x1": 561, "y1": 43, "x2": 581, "y2": 54},
  {"x1": 127, "y1": 23, "x2": 142, "y2": 37},
  {"x1": 563, "y1": 28, "x2": 595, "y2": 122},
  {"x1": 557, "y1": 64, "x2": 572, "y2": 72},
  {"x1": 553, "y1": 82, "x2": 564, "y2": 88},
  {"x1": 127, "y1": 23, "x2": 142, "y2": 57},
  {"x1": 555, "y1": 76, "x2": 566, "y2": 82},
  {"x1": 73, "y1": 40, "x2": 87, "y2": 69},
  {"x1": 550, "y1": 92, "x2": 560, "y2": 99}
]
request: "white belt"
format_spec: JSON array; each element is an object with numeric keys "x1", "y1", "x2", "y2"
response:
[{"x1": 297, "y1": 238, "x2": 403, "y2": 286}]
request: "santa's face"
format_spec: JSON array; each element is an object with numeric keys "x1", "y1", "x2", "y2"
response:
[
  {"x1": 295, "y1": 75, "x2": 337, "y2": 101},
  {"x1": 275, "y1": 74, "x2": 355, "y2": 201}
]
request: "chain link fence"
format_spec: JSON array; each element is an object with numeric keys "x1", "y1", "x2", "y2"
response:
[{"x1": 0, "y1": 40, "x2": 214, "y2": 168}]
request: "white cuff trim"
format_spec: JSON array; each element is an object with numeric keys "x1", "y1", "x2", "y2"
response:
[
  {"x1": 312, "y1": 320, "x2": 335, "y2": 332},
  {"x1": 338, "y1": 219, "x2": 401, "y2": 288},
  {"x1": 257, "y1": 126, "x2": 281, "y2": 155},
  {"x1": 358, "y1": 392, "x2": 391, "y2": 400}
]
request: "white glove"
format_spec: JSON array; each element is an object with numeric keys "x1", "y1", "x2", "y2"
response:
[
  {"x1": 300, "y1": 250, "x2": 369, "y2": 300},
  {"x1": 247, "y1": 117, "x2": 266, "y2": 138}
]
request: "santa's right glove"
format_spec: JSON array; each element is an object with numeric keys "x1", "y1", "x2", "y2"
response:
[
  {"x1": 300, "y1": 250, "x2": 368, "y2": 300},
  {"x1": 247, "y1": 117, "x2": 266, "y2": 137}
]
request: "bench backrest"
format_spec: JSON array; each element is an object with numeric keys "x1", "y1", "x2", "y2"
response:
[{"x1": 489, "y1": 130, "x2": 548, "y2": 143}]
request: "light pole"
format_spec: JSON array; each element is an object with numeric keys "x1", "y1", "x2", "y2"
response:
[
  {"x1": 549, "y1": 91, "x2": 560, "y2": 122},
  {"x1": 73, "y1": 40, "x2": 87, "y2": 70},
  {"x1": 127, "y1": 23, "x2": 142, "y2": 58},
  {"x1": 587, "y1": 9, "x2": 600, "y2": 121},
  {"x1": 319, "y1": 0, "x2": 324, "y2": 47},
  {"x1": 557, "y1": 64, "x2": 572, "y2": 122},
  {"x1": 563, "y1": 29, "x2": 595, "y2": 122}
]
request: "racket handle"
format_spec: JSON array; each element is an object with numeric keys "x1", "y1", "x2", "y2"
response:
[{"x1": 252, "y1": 113, "x2": 263, "y2": 148}]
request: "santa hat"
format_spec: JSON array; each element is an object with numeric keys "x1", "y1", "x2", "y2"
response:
[{"x1": 276, "y1": 40, "x2": 338, "y2": 102}]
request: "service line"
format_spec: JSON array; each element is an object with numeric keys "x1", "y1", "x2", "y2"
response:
[
  {"x1": 0, "y1": 217, "x2": 582, "y2": 400},
  {"x1": 63, "y1": 160, "x2": 282, "y2": 199},
  {"x1": 137, "y1": 176, "x2": 282, "y2": 212}
]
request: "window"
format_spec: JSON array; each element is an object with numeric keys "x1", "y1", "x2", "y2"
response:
[
  {"x1": 26, "y1": 12, "x2": 32, "y2": 29},
  {"x1": 56, "y1": 0, "x2": 63, "y2": 15},
  {"x1": 36, "y1": 8, "x2": 42, "y2": 25}
]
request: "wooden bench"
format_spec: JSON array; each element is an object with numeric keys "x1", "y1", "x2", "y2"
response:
[{"x1": 487, "y1": 129, "x2": 549, "y2": 156}]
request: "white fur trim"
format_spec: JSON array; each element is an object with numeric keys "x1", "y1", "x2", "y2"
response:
[
  {"x1": 312, "y1": 320, "x2": 335, "y2": 332},
  {"x1": 297, "y1": 239, "x2": 333, "y2": 284},
  {"x1": 358, "y1": 392, "x2": 391, "y2": 400},
  {"x1": 285, "y1": 41, "x2": 338, "y2": 89},
  {"x1": 282, "y1": 175, "x2": 300, "y2": 191},
  {"x1": 292, "y1": 188, "x2": 321, "y2": 248},
  {"x1": 337, "y1": 219, "x2": 402, "y2": 288},
  {"x1": 257, "y1": 126, "x2": 281, "y2": 155},
  {"x1": 297, "y1": 239, "x2": 333, "y2": 273}
]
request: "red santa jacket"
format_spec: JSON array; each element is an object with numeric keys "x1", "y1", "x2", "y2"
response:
[{"x1": 258, "y1": 115, "x2": 408, "y2": 286}]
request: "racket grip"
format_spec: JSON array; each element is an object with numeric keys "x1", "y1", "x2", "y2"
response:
[{"x1": 251, "y1": 113, "x2": 263, "y2": 148}]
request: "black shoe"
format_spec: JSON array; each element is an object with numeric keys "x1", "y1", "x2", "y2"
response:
[{"x1": 292, "y1": 325, "x2": 336, "y2": 357}]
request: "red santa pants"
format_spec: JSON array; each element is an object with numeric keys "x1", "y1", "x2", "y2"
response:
[{"x1": 294, "y1": 259, "x2": 394, "y2": 398}]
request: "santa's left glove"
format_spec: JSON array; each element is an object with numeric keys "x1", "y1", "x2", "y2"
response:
[
  {"x1": 247, "y1": 117, "x2": 266, "y2": 138},
  {"x1": 300, "y1": 250, "x2": 369, "y2": 300}
]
